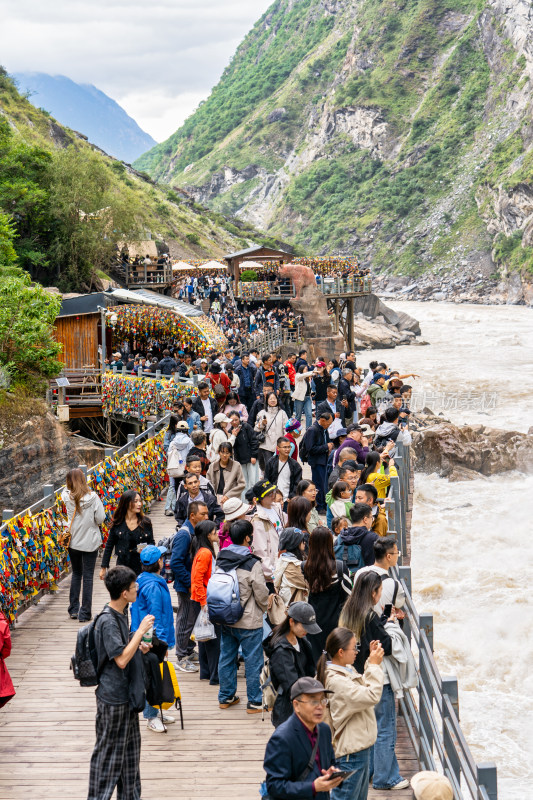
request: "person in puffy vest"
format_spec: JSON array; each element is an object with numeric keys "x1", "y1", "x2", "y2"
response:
[{"x1": 214, "y1": 520, "x2": 269, "y2": 714}]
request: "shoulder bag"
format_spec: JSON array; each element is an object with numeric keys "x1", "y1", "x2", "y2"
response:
[
  {"x1": 59, "y1": 507, "x2": 77, "y2": 549},
  {"x1": 256, "y1": 409, "x2": 279, "y2": 445}
]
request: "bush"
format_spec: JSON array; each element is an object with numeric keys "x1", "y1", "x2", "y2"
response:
[
  {"x1": 240, "y1": 269, "x2": 258, "y2": 282},
  {"x1": 186, "y1": 233, "x2": 200, "y2": 245}
]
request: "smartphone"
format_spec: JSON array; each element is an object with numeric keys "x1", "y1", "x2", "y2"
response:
[
  {"x1": 383, "y1": 604, "x2": 393, "y2": 618},
  {"x1": 326, "y1": 769, "x2": 357, "y2": 782}
]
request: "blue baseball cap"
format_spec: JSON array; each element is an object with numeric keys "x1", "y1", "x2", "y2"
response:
[{"x1": 140, "y1": 545, "x2": 167, "y2": 565}]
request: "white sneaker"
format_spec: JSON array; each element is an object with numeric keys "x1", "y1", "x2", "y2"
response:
[
  {"x1": 146, "y1": 717, "x2": 166, "y2": 733},
  {"x1": 162, "y1": 713, "x2": 175, "y2": 724},
  {"x1": 176, "y1": 657, "x2": 199, "y2": 672},
  {"x1": 390, "y1": 779, "x2": 410, "y2": 790}
]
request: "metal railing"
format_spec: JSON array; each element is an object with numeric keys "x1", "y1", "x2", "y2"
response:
[
  {"x1": 235, "y1": 276, "x2": 372, "y2": 300},
  {"x1": 385, "y1": 440, "x2": 498, "y2": 800},
  {"x1": 245, "y1": 323, "x2": 304, "y2": 353}
]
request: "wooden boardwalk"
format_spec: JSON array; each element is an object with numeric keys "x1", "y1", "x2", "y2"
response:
[{"x1": 0, "y1": 498, "x2": 417, "y2": 799}]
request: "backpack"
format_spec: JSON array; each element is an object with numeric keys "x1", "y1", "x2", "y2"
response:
[
  {"x1": 299, "y1": 430, "x2": 310, "y2": 463},
  {"x1": 70, "y1": 607, "x2": 110, "y2": 686},
  {"x1": 157, "y1": 532, "x2": 177, "y2": 584},
  {"x1": 167, "y1": 445, "x2": 186, "y2": 478},
  {"x1": 260, "y1": 659, "x2": 278, "y2": 716},
  {"x1": 333, "y1": 539, "x2": 364, "y2": 576},
  {"x1": 206, "y1": 567, "x2": 244, "y2": 625}
]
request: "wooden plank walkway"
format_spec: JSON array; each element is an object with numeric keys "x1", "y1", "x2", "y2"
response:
[{"x1": 0, "y1": 497, "x2": 417, "y2": 799}]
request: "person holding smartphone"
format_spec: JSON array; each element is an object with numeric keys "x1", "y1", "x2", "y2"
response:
[{"x1": 317, "y1": 628, "x2": 384, "y2": 800}]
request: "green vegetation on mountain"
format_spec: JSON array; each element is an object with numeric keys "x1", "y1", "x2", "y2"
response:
[
  {"x1": 136, "y1": 0, "x2": 533, "y2": 281},
  {"x1": 0, "y1": 68, "x2": 278, "y2": 293}
]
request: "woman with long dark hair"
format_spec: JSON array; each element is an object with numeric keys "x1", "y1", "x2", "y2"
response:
[
  {"x1": 294, "y1": 479, "x2": 320, "y2": 533},
  {"x1": 100, "y1": 489, "x2": 154, "y2": 577},
  {"x1": 262, "y1": 602, "x2": 319, "y2": 727},
  {"x1": 339, "y1": 572, "x2": 408, "y2": 792},
  {"x1": 286, "y1": 495, "x2": 312, "y2": 536},
  {"x1": 316, "y1": 627, "x2": 384, "y2": 800},
  {"x1": 312, "y1": 361, "x2": 330, "y2": 404},
  {"x1": 302, "y1": 526, "x2": 352, "y2": 663},
  {"x1": 61, "y1": 468, "x2": 105, "y2": 621},
  {"x1": 359, "y1": 452, "x2": 381, "y2": 486},
  {"x1": 191, "y1": 520, "x2": 220, "y2": 685}
]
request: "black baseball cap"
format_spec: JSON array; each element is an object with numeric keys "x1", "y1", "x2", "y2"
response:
[
  {"x1": 290, "y1": 676, "x2": 333, "y2": 701},
  {"x1": 287, "y1": 602, "x2": 322, "y2": 634}
]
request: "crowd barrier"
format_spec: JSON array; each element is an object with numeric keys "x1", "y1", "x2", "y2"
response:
[
  {"x1": 0, "y1": 416, "x2": 170, "y2": 623},
  {"x1": 385, "y1": 441, "x2": 498, "y2": 800}
]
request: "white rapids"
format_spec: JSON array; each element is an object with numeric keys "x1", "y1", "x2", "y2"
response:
[{"x1": 365, "y1": 300, "x2": 533, "y2": 800}]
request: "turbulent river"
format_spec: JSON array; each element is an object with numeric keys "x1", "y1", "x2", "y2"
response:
[{"x1": 365, "y1": 301, "x2": 533, "y2": 800}]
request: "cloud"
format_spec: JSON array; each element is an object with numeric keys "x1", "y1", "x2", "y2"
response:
[{"x1": 0, "y1": 0, "x2": 273, "y2": 141}]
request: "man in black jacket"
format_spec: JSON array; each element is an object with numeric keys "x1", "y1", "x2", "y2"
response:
[
  {"x1": 228, "y1": 411, "x2": 259, "y2": 493},
  {"x1": 174, "y1": 473, "x2": 224, "y2": 527},
  {"x1": 235, "y1": 353, "x2": 257, "y2": 411},
  {"x1": 192, "y1": 382, "x2": 218, "y2": 432},
  {"x1": 263, "y1": 676, "x2": 342, "y2": 799},
  {"x1": 316, "y1": 384, "x2": 346, "y2": 426},
  {"x1": 302, "y1": 412, "x2": 333, "y2": 514},
  {"x1": 264, "y1": 437, "x2": 302, "y2": 504}
]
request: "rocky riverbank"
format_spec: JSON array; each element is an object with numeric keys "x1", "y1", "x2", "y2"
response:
[
  {"x1": 410, "y1": 410, "x2": 533, "y2": 481},
  {"x1": 374, "y1": 270, "x2": 533, "y2": 306},
  {"x1": 349, "y1": 293, "x2": 427, "y2": 350}
]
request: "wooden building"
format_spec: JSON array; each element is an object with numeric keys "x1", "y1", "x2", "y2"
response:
[
  {"x1": 224, "y1": 246, "x2": 293, "y2": 294},
  {"x1": 54, "y1": 293, "x2": 113, "y2": 370}
]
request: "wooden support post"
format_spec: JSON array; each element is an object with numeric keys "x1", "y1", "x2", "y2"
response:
[
  {"x1": 347, "y1": 297, "x2": 355, "y2": 352},
  {"x1": 334, "y1": 299, "x2": 340, "y2": 334},
  {"x1": 477, "y1": 764, "x2": 498, "y2": 800},
  {"x1": 442, "y1": 676, "x2": 461, "y2": 788}
]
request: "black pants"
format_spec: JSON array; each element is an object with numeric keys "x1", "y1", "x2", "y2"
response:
[
  {"x1": 239, "y1": 389, "x2": 254, "y2": 412},
  {"x1": 198, "y1": 620, "x2": 221, "y2": 685},
  {"x1": 68, "y1": 548, "x2": 99, "y2": 621},
  {"x1": 88, "y1": 699, "x2": 141, "y2": 800}
]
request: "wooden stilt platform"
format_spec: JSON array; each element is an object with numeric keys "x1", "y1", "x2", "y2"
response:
[{"x1": 0, "y1": 498, "x2": 417, "y2": 799}]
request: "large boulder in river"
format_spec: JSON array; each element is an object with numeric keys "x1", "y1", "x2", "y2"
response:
[
  {"x1": 353, "y1": 293, "x2": 421, "y2": 335},
  {"x1": 411, "y1": 422, "x2": 533, "y2": 479}
]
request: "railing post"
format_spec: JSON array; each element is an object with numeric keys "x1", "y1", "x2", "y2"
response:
[
  {"x1": 477, "y1": 763, "x2": 498, "y2": 800},
  {"x1": 122, "y1": 365, "x2": 126, "y2": 375},
  {"x1": 105, "y1": 448, "x2": 113, "y2": 458},
  {"x1": 398, "y1": 565, "x2": 412, "y2": 642},
  {"x1": 442, "y1": 677, "x2": 461, "y2": 788},
  {"x1": 419, "y1": 612, "x2": 434, "y2": 766},
  {"x1": 2, "y1": 509, "x2": 14, "y2": 522},
  {"x1": 43, "y1": 484, "x2": 55, "y2": 509},
  {"x1": 78, "y1": 464, "x2": 88, "y2": 480},
  {"x1": 127, "y1": 434, "x2": 136, "y2": 453},
  {"x1": 156, "y1": 370, "x2": 161, "y2": 379},
  {"x1": 138, "y1": 367, "x2": 143, "y2": 379}
]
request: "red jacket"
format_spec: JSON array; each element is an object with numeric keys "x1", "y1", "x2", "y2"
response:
[
  {"x1": 284, "y1": 360, "x2": 296, "y2": 387},
  {"x1": 190, "y1": 547, "x2": 215, "y2": 606},
  {"x1": 207, "y1": 372, "x2": 231, "y2": 396},
  {"x1": 0, "y1": 611, "x2": 15, "y2": 708}
]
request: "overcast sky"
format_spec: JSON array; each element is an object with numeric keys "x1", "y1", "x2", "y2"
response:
[{"x1": 0, "y1": 0, "x2": 273, "y2": 141}]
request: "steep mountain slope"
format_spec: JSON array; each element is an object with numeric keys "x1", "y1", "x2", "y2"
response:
[
  {"x1": 136, "y1": 0, "x2": 533, "y2": 301},
  {"x1": 0, "y1": 69, "x2": 280, "y2": 291},
  {"x1": 13, "y1": 72, "x2": 157, "y2": 163}
]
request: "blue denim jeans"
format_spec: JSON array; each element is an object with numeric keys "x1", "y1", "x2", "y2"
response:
[
  {"x1": 165, "y1": 480, "x2": 176, "y2": 512},
  {"x1": 372, "y1": 683, "x2": 402, "y2": 789},
  {"x1": 331, "y1": 748, "x2": 371, "y2": 800},
  {"x1": 218, "y1": 625, "x2": 263, "y2": 705},
  {"x1": 143, "y1": 700, "x2": 158, "y2": 720},
  {"x1": 294, "y1": 396, "x2": 313, "y2": 429}
]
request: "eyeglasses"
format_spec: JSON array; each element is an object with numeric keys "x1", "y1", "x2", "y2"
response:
[
  {"x1": 133, "y1": 582, "x2": 139, "y2": 591},
  {"x1": 388, "y1": 550, "x2": 401, "y2": 557},
  {"x1": 295, "y1": 698, "x2": 329, "y2": 708}
]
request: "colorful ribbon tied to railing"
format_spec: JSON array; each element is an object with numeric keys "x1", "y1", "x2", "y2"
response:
[
  {"x1": 101, "y1": 374, "x2": 200, "y2": 420},
  {"x1": 0, "y1": 430, "x2": 167, "y2": 622}
]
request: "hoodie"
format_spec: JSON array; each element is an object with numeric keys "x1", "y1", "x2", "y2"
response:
[
  {"x1": 215, "y1": 545, "x2": 269, "y2": 630},
  {"x1": 338, "y1": 526, "x2": 378, "y2": 567},
  {"x1": 374, "y1": 421, "x2": 400, "y2": 447},
  {"x1": 61, "y1": 489, "x2": 105, "y2": 552},
  {"x1": 326, "y1": 490, "x2": 353, "y2": 521},
  {"x1": 130, "y1": 571, "x2": 175, "y2": 648},
  {"x1": 168, "y1": 432, "x2": 193, "y2": 459}
]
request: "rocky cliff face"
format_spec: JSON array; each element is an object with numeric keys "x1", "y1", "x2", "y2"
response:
[
  {"x1": 136, "y1": 0, "x2": 533, "y2": 298},
  {"x1": 0, "y1": 412, "x2": 78, "y2": 513}
]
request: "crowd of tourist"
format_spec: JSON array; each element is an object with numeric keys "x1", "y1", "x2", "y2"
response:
[{"x1": 50, "y1": 344, "x2": 456, "y2": 800}]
